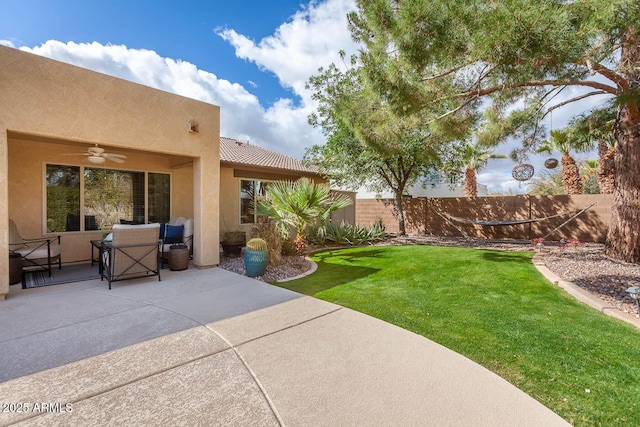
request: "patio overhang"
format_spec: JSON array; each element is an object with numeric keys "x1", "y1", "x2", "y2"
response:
[{"x1": 0, "y1": 45, "x2": 221, "y2": 298}]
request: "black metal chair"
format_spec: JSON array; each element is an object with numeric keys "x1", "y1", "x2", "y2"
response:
[{"x1": 9, "y1": 219, "x2": 61, "y2": 286}]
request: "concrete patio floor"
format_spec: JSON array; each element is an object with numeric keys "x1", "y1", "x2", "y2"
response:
[{"x1": 0, "y1": 267, "x2": 568, "y2": 426}]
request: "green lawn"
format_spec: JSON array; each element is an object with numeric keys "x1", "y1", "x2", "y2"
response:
[{"x1": 276, "y1": 245, "x2": 640, "y2": 426}]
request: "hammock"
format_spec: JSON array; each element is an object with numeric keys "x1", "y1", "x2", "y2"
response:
[{"x1": 436, "y1": 203, "x2": 594, "y2": 239}]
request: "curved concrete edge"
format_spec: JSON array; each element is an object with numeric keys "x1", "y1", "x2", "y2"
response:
[
  {"x1": 275, "y1": 256, "x2": 318, "y2": 283},
  {"x1": 278, "y1": 245, "x2": 371, "y2": 283},
  {"x1": 235, "y1": 304, "x2": 569, "y2": 426},
  {"x1": 532, "y1": 253, "x2": 640, "y2": 329}
]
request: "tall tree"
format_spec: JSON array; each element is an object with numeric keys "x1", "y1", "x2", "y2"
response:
[
  {"x1": 458, "y1": 143, "x2": 507, "y2": 198},
  {"x1": 306, "y1": 56, "x2": 469, "y2": 235},
  {"x1": 348, "y1": 0, "x2": 640, "y2": 263},
  {"x1": 536, "y1": 129, "x2": 590, "y2": 195}
]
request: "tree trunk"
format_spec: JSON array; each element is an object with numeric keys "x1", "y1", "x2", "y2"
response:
[
  {"x1": 605, "y1": 28, "x2": 640, "y2": 263},
  {"x1": 394, "y1": 191, "x2": 406, "y2": 235},
  {"x1": 464, "y1": 166, "x2": 477, "y2": 198},
  {"x1": 561, "y1": 154, "x2": 582, "y2": 195},
  {"x1": 597, "y1": 140, "x2": 615, "y2": 194}
]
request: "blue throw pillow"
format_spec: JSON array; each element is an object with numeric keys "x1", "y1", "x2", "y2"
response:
[
  {"x1": 158, "y1": 223, "x2": 167, "y2": 240},
  {"x1": 164, "y1": 224, "x2": 184, "y2": 243}
]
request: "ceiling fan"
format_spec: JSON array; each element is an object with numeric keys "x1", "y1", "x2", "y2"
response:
[{"x1": 63, "y1": 144, "x2": 127, "y2": 164}]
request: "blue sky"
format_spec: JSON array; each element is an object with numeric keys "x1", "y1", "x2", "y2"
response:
[
  {"x1": 1, "y1": 0, "x2": 315, "y2": 106},
  {"x1": 0, "y1": 0, "x2": 603, "y2": 194}
]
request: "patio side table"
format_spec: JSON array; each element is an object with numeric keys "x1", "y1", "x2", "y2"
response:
[
  {"x1": 168, "y1": 244, "x2": 189, "y2": 271},
  {"x1": 90, "y1": 240, "x2": 106, "y2": 275}
]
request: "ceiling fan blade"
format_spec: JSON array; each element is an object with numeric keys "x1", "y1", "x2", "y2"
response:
[
  {"x1": 60, "y1": 153, "x2": 91, "y2": 156},
  {"x1": 103, "y1": 153, "x2": 127, "y2": 159},
  {"x1": 107, "y1": 157, "x2": 125, "y2": 164}
]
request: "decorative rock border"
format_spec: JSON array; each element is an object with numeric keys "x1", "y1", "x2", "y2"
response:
[
  {"x1": 532, "y1": 253, "x2": 640, "y2": 330},
  {"x1": 276, "y1": 256, "x2": 318, "y2": 282}
]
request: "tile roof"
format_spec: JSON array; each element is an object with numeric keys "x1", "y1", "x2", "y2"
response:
[{"x1": 219, "y1": 137, "x2": 318, "y2": 175}]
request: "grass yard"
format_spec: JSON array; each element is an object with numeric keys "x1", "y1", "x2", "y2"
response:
[{"x1": 276, "y1": 245, "x2": 640, "y2": 426}]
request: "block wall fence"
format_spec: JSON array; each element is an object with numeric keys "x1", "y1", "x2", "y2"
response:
[{"x1": 355, "y1": 194, "x2": 614, "y2": 243}]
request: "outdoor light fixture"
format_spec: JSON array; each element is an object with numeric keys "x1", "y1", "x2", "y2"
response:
[
  {"x1": 626, "y1": 286, "x2": 640, "y2": 315},
  {"x1": 188, "y1": 120, "x2": 199, "y2": 133},
  {"x1": 88, "y1": 156, "x2": 106, "y2": 165}
]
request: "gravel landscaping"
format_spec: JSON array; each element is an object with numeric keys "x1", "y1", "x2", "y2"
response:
[{"x1": 219, "y1": 234, "x2": 640, "y2": 318}]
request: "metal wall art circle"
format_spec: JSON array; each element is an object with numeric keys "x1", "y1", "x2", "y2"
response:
[
  {"x1": 512, "y1": 163, "x2": 535, "y2": 181},
  {"x1": 544, "y1": 158, "x2": 559, "y2": 169}
]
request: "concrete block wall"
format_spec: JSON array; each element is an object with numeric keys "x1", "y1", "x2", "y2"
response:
[{"x1": 356, "y1": 194, "x2": 614, "y2": 243}]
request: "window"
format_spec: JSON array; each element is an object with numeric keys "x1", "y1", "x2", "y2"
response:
[
  {"x1": 46, "y1": 164, "x2": 170, "y2": 232},
  {"x1": 46, "y1": 165, "x2": 80, "y2": 232},
  {"x1": 240, "y1": 179, "x2": 269, "y2": 224}
]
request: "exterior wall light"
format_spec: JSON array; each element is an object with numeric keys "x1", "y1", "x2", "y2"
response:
[{"x1": 188, "y1": 121, "x2": 199, "y2": 133}]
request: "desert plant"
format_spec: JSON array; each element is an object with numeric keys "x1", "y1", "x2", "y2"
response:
[
  {"x1": 254, "y1": 178, "x2": 353, "y2": 255},
  {"x1": 251, "y1": 218, "x2": 282, "y2": 266},
  {"x1": 308, "y1": 221, "x2": 386, "y2": 246},
  {"x1": 246, "y1": 238, "x2": 268, "y2": 251}
]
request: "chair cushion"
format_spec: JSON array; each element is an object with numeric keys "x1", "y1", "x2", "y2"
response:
[
  {"x1": 14, "y1": 245, "x2": 61, "y2": 259},
  {"x1": 182, "y1": 219, "x2": 194, "y2": 239},
  {"x1": 158, "y1": 223, "x2": 167, "y2": 240},
  {"x1": 164, "y1": 224, "x2": 184, "y2": 243}
]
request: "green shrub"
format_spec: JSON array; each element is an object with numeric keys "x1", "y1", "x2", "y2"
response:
[{"x1": 308, "y1": 221, "x2": 386, "y2": 246}]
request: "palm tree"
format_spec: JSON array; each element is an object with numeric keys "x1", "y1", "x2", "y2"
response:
[
  {"x1": 567, "y1": 106, "x2": 616, "y2": 194},
  {"x1": 254, "y1": 178, "x2": 353, "y2": 255},
  {"x1": 536, "y1": 129, "x2": 589, "y2": 195},
  {"x1": 459, "y1": 143, "x2": 507, "y2": 198}
]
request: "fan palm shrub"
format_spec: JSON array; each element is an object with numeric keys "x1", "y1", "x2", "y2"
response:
[{"x1": 254, "y1": 178, "x2": 353, "y2": 255}]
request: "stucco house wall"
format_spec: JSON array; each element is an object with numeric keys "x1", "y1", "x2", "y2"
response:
[{"x1": 0, "y1": 45, "x2": 220, "y2": 297}]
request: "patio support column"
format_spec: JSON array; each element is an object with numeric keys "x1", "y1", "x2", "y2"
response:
[
  {"x1": 0, "y1": 130, "x2": 9, "y2": 299},
  {"x1": 193, "y1": 155, "x2": 219, "y2": 268}
]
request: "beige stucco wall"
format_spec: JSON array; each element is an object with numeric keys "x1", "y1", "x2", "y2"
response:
[{"x1": 0, "y1": 45, "x2": 220, "y2": 297}]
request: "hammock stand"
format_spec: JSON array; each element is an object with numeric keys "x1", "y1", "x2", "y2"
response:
[{"x1": 435, "y1": 203, "x2": 595, "y2": 240}]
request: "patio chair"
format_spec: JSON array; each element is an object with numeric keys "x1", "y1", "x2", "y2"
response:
[
  {"x1": 102, "y1": 224, "x2": 161, "y2": 289},
  {"x1": 159, "y1": 217, "x2": 194, "y2": 267},
  {"x1": 8, "y1": 219, "x2": 61, "y2": 282}
]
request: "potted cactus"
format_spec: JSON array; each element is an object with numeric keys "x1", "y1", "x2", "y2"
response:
[{"x1": 244, "y1": 238, "x2": 269, "y2": 277}]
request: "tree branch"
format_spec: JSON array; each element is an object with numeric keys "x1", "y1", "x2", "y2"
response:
[
  {"x1": 426, "y1": 97, "x2": 476, "y2": 125},
  {"x1": 421, "y1": 64, "x2": 468, "y2": 82},
  {"x1": 590, "y1": 62, "x2": 628, "y2": 90},
  {"x1": 458, "y1": 79, "x2": 618, "y2": 98},
  {"x1": 544, "y1": 91, "x2": 609, "y2": 116}
]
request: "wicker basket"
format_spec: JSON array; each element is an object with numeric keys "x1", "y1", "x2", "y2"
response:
[
  {"x1": 168, "y1": 245, "x2": 189, "y2": 271},
  {"x1": 244, "y1": 250, "x2": 269, "y2": 277}
]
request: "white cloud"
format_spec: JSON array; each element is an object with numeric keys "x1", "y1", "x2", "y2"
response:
[
  {"x1": 12, "y1": 0, "x2": 359, "y2": 160},
  {"x1": 217, "y1": 0, "x2": 358, "y2": 105}
]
